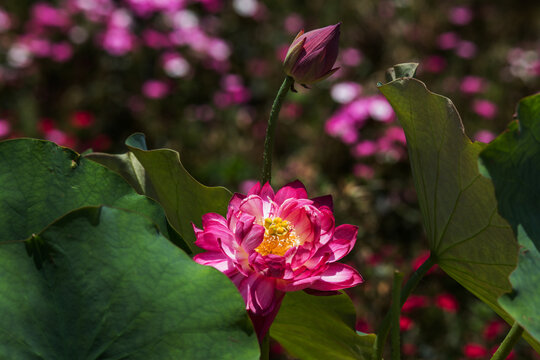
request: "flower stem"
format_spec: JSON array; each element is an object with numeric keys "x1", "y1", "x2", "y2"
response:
[
  {"x1": 261, "y1": 76, "x2": 294, "y2": 184},
  {"x1": 490, "y1": 322, "x2": 524, "y2": 360},
  {"x1": 260, "y1": 333, "x2": 270, "y2": 360},
  {"x1": 391, "y1": 270, "x2": 404, "y2": 360},
  {"x1": 372, "y1": 254, "x2": 437, "y2": 360}
]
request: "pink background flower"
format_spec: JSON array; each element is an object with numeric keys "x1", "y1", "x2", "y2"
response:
[
  {"x1": 142, "y1": 80, "x2": 169, "y2": 99},
  {"x1": 475, "y1": 130, "x2": 496, "y2": 143},
  {"x1": 473, "y1": 99, "x2": 498, "y2": 119}
]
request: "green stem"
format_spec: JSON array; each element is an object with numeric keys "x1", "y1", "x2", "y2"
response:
[
  {"x1": 372, "y1": 254, "x2": 437, "y2": 360},
  {"x1": 261, "y1": 76, "x2": 294, "y2": 184},
  {"x1": 260, "y1": 333, "x2": 270, "y2": 360},
  {"x1": 391, "y1": 271, "x2": 404, "y2": 360},
  {"x1": 0, "y1": 240, "x2": 26, "y2": 245},
  {"x1": 490, "y1": 322, "x2": 524, "y2": 360}
]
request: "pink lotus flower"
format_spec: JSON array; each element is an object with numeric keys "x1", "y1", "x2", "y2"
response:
[
  {"x1": 193, "y1": 181, "x2": 363, "y2": 340},
  {"x1": 283, "y1": 23, "x2": 341, "y2": 85}
]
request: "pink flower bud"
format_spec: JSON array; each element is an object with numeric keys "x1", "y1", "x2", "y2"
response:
[{"x1": 283, "y1": 23, "x2": 341, "y2": 85}]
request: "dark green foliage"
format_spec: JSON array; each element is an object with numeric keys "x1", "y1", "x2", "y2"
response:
[
  {"x1": 271, "y1": 291, "x2": 375, "y2": 360},
  {"x1": 378, "y1": 75, "x2": 539, "y2": 350},
  {"x1": 0, "y1": 206, "x2": 259, "y2": 359},
  {"x1": 480, "y1": 93, "x2": 540, "y2": 344}
]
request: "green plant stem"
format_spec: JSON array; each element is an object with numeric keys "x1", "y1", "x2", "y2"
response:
[
  {"x1": 261, "y1": 76, "x2": 294, "y2": 184},
  {"x1": 490, "y1": 322, "x2": 524, "y2": 360},
  {"x1": 372, "y1": 254, "x2": 437, "y2": 360},
  {"x1": 260, "y1": 333, "x2": 270, "y2": 360},
  {"x1": 391, "y1": 271, "x2": 404, "y2": 360}
]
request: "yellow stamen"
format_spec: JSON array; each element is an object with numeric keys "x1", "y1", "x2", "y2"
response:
[{"x1": 255, "y1": 217, "x2": 298, "y2": 256}]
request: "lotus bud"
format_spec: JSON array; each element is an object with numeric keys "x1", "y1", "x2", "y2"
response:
[{"x1": 283, "y1": 23, "x2": 341, "y2": 86}]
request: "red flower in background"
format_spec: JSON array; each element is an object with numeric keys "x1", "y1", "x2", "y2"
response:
[
  {"x1": 435, "y1": 293, "x2": 459, "y2": 313},
  {"x1": 483, "y1": 319, "x2": 506, "y2": 341},
  {"x1": 71, "y1": 111, "x2": 95, "y2": 129},
  {"x1": 402, "y1": 294, "x2": 429, "y2": 312},
  {"x1": 399, "y1": 316, "x2": 414, "y2": 331},
  {"x1": 463, "y1": 343, "x2": 488, "y2": 359},
  {"x1": 412, "y1": 250, "x2": 438, "y2": 274},
  {"x1": 402, "y1": 343, "x2": 417, "y2": 356}
]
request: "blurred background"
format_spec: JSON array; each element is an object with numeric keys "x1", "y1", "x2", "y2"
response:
[{"x1": 0, "y1": 0, "x2": 539, "y2": 358}]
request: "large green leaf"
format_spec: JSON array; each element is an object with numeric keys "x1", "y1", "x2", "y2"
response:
[
  {"x1": 378, "y1": 68, "x2": 530, "y2": 346},
  {"x1": 0, "y1": 138, "x2": 185, "y2": 251},
  {"x1": 498, "y1": 228, "x2": 540, "y2": 344},
  {"x1": 271, "y1": 291, "x2": 375, "y2": 360},
  {"x1": 479, "y1": 94, "x2": 540, "y2": 250},
  {"x1": 479, "y1": 93, "x2": 540, "y2": 344},
  {"x1": 0, "y1": 206, "x2": 259, "y2": 359},
  {"x1": 124, "y1": 133, "x2": 233, "y2": 253},
  {"x1": 84, "y1": 151, "x2": 158, "y2": 199}
]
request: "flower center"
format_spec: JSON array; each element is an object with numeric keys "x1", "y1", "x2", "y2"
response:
[{"x1": 255, "y1": 217, "x2": 298, "y2": 256}]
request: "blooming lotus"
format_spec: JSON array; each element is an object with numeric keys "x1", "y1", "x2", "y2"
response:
[
  {"x1": 193, "y1": 181, "x2": 363, "y2": 340},
  {"x1": 283, "y1": 23, "x2": 341, "y2": 85}
]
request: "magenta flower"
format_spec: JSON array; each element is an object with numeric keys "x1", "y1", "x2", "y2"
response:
[
  {"x1": 474, "y1": 130, "x2": 496, "y2": 143},
  {"x1": 353, "y1": 140, "x2": 377, "y2": 157},
  {"x1": 193, "y1": 181, "x2": 363, "y2": 340},
  {"x1": 0, "y1": 119, "x2": 11, "y2": 138},
  {"x1": 473, "y1": 99, "x2": 498, "y2": 119},
  {"x1": 423, "y1": 55, "x2": 447, "y2": 73},
  {"x1": 283, "y1": 23, "x2": 341, "y2": 85},
  {"x1": 460, "y1": 75, "x2": 486, "y2": 94},
  {"x1": 449, "y1": 6, "x2": 473, "y2": 26},
  {"x1": 50, "y1": 42, "x2": 73, "y2": 62},
  {"x1": 31, "y1": 3, "x2": 70, "y2": 28},
  {"x1": 456, "y1": 40, "x2": 477, "y2": 59},
  {"x1": 354, "y1": 164, "x2": 375, "y2": 180},
  {"x1": 437, "y1": 32, "x2": 459, "y2": 50},
  {"x1": 0, "y1": 8, "x2": 12, "y2": 32},
  {"x1": 142, "y1": 80, "x2": 169, "y2": 99}
]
